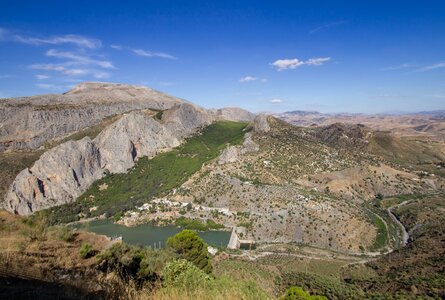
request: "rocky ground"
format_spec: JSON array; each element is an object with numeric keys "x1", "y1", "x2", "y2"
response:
[{"x1": 119, "y1": 116, "x2": 444, "y2": 254}]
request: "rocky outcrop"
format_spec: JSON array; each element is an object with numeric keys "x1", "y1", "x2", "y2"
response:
[
  {"x1": 0, "y1": 82, "x2": 184, "y2": 151},
  {"x1": 218, "y1": 146, "x2": 241, "y2": 165},
  {"x1": 241, "y1": 133, "x2": 259, "y2": 154},
  {"x1": 210, "y1": 107, "x2": 255, "y2": 122},
  {"x1": 4, "y1": 102, "x2": 212, "y2": 215},
  {"x1": 218, "y1": 132, "x2": 259, "y2": 165},
  {"x1": 252, "y1": 114, "x2": 271, "y2": 133}
]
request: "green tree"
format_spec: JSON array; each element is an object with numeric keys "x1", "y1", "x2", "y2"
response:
[
  {"x1": 281, "y1": 286, "x2": 327, "y2": 300},
  {"x1": 166, "y1": 229, "x2": 212, "y2": 273}
]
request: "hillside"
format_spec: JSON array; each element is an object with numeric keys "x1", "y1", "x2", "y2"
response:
[{"x1": 1, "y1": 84, "x2": 444, "y2": 299}]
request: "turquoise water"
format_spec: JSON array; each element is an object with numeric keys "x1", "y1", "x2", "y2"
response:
[{"x1": 75, "y1": 219, "x2": 231, "y2": 248}]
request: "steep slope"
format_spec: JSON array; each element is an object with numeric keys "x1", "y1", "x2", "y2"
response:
[
  {"x1": 4, "y1": 102, "x2": 213, "y2": 215},
  {"x1": 0, "y1": 82, "x2": 184, "y2": 151}
]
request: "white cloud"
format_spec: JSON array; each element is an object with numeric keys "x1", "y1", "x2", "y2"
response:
[
  {"x1": 418, "y1": 62, "x2": 445, "y2": 72},
  {"x1": 35, "y1": 74, "x2": 51, "y2": 80},
  {"x1": 239, "y1": 76, "x2": 258, "y2": 82},
  {"x1": 63, "y1": 69, "x2": 88, "y2": 76},
  {"x1": 271, "y1": 59, "x2": 304, "y2": 71},
  {"x1": 13, "y1": 34, "x2": 101, "y2": 49},
  {"x1": 46, "y1": 49, "x2": 115, "y2": 69},
  {"x1": 305, "y1": 57, "x2": 331, "y2": 66},
  {"x1": 0, "y1": 74, "x2": 14, "y2": 79},
  {"x1": 110, "y1": 44, "x2": 176, "y2": 59},
  {"x1": 382, "y1": 63, "x2": 416, "y2": 71},
  {"x1": 30, "y1": 63, "x2": 67, "y2": 72},
  {"x1": 271, "y1": 57, "x2": 331, "y2": 71},
  {"x1": 132, "y1": 49, "x2": 176, "y2": 59},
  {"x1": 239, "y1": 76, "x2": 268, "y2": 83},
  {"x1": 30, "y1": 63, "x2": 110, "y2": 79},
  {"x1": 270, "y1": 98, "x2": 283, "y2": 103}
]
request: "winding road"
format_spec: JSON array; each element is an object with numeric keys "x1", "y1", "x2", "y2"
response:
[{"x1": 387, "y1": 201, "x2": 410, "y2": 247}]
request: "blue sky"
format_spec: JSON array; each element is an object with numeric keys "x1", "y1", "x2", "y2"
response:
[{"x1": 0, "y1": 0, "x2": 444, "y2": 113}]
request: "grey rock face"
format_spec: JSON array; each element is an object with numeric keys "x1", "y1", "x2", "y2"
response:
[
  {"x1": 241, "y1": 133, "x2": 259, "y2": 154},
  {"x1": 5, "y1": 138, "x2": 103, "y2": 215},
  {"x1": 209, "y1": 107, "x2": 255, "y2": 122},
  {"x1": 253, "y1": 114, "x2": 271, "y2": 133},
  {"x1": 217, "y1": 132, "x2": 259, "y2": 165},
  {"x1": 218, "y1": 146, "x2": 241, "y2": 165},
  {"x1": 0, "y1": 82, "x2": 184, "y2": 151},
  {"x1": 4, "y1": 102, "x2": 212, "y2": 215}
]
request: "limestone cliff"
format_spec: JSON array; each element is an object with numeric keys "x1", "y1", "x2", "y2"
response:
[
  {"x1": 2, "y1": 83, "x2": 256, "y2": 215},
  {"x1": 4, "y1": 102, "x2": 213, "y2": 215},
  {"x1": 0, "y1": 82, "x2": 184, "y2": 151}
]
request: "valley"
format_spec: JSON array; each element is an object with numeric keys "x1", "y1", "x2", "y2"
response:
[{"x1": 1, "y1": 83, "x2": 444, "y2": 299}]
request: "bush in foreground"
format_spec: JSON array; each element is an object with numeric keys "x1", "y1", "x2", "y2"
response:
[
  {"x1": 281, "y1": 286, "x2": 327, "y2": 300},
  {"x1": 166, "y1": 229, "x2": 212, "y2": 273}
]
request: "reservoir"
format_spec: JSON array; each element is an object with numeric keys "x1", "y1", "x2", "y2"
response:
[{"x1": 75, "y1": 219, "x2": 231, "y2": 248}]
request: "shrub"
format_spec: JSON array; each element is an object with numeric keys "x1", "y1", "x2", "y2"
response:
[
  {"x1": 162, "y1": 259, "x2": 211, "y2": 290},
  {"x1": 48, "y1": 225, "x2": 74, "y2": 242},
  {"x1": 79, "y1": 243, "x2": 95, "y2": 259},
  {"x1": 22, "y1": 212, "x2": 49, "y2": 241},
  {"x1": 281, "y1": 272, "x2": 364, "y2": 299},
  {"x1": 97, "y1": 242, "x2": 173, "y2": 282},
  {"x1": 281, "y1": 286, "x2": 327, "y2": 300},
  {"x1": 166, "y1": 230, "x2": 212, "y2": 273}
]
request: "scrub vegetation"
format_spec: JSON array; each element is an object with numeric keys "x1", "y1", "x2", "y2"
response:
[{"x1": 44, "y1": 121, "x2": 248, "y2": 224}]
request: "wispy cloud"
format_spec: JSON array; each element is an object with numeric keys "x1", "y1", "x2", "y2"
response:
[
  {"x1": 0, "y1": 74, "x2": 14, "y2": 79},
  {"x1": 382, "y1": 63, "x2": 417, "y2": 71},
  {"x1": 30, "y1": 63, "x2": 110, "y2": 79},
  {"x1": 270, "y1": 98, "x2": 283, "y2": 103},
  {"x1": 271, "y1": 57, "x2": 331, "y2": 71},
  {"x1": 111, "y1": 44, "x2": 176, "y2": 59},
  {"x1": 239, "y1": 76, "x2": 267, "y2": 83},
  {"x1": 418, "y1": 62, "x2": 445, "y2": 72},
  {"x1": 132, "y1": 49, "x2": 176, "y2": 59},
  {"x1": 1, "y1": 27, "x2": 113, "y2": 83},
  {"x1": 305, "y1": 57, "x2": 331, "y2": 66},
  {"x1": 35, "y1": 74, "x2": 51, "y2": 80},
  {"x1": 13, "y1": 34, "x2": 101, "y2": 49},
  {"x1": 309, "y1": 21, "x2": 348, "y2": 35},
  {"x1": 46, "y1": 49, "x2": 114, "y2": 69}
]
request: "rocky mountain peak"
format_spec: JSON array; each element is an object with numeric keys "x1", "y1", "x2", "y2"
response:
[{"x1": 64, "y1": 82, "x2": 154, "y2": 95}]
